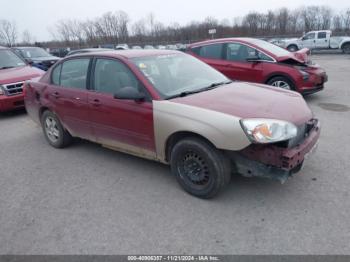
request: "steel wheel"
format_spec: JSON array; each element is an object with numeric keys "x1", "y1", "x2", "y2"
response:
[
  {"x1": 177, "y1": 150, "x2": 212, "y2": 190},
  {"x1": 271, "y1": 80, "x2": 291, "y2": 90},
  {"x1": 171, "y1": 137, "x2": 231, "y2": 198},
  {"x1": 44, "y1": 116, "x2": 60, "y2": 143}
]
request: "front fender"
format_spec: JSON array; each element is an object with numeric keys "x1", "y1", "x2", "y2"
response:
[{"x1": 153, "y1": 100, "x2": 251, "y2": 162}]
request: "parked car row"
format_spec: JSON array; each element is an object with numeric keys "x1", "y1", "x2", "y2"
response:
[
  {"x1": 13, "y1": 46, "x2": 60, "y2": 71},
  {"x1": 21, "y1": 47, "x2": 321, "y2": 198}
]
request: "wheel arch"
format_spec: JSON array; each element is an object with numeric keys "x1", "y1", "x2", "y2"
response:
[
  {"x1": 165, "y1": 131, "x2": 216, "y2": 163},
  {"x1": 264, "y1": 73, "x2": 296, "y2": 88},
  {"x1": 39, "y1": 106, "x2": 50, "y2": 121},
  {"x1": 340, "y1": 41, "x2": 350, "y2": 50}
]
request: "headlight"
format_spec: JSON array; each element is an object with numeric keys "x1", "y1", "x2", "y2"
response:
[
  {"x1": 240, "y1": 118, "x2": 297, "y2": 144},
  {"x1": 0, "y1": 85, "x2": 4, "y2": 95},
  {"x1": 294, "y1": 66, "x2": 310, "y2": 81}
]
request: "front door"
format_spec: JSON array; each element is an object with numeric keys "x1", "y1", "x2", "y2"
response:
[
  {"x1": 301, "y1": 32, "x2": 316, "y2": 49},
  {"x1": 221, "y1": 42, "x2": 264, "y2": 82},
  {"x1": 88, "y1": 58, "x2": 156, "y2": 159}
]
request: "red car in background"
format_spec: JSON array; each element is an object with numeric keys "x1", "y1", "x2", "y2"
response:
[
  {"x1": 0, "y1": 46, "x2": 44, "y2": 112},
  {"x1": 187, "y1": 38, "x2": 328, "y2": 95}
]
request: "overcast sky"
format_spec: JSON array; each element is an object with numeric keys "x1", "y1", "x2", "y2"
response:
[{"x1": 0, "y1": 0, "x2": 349, "y2": 41}]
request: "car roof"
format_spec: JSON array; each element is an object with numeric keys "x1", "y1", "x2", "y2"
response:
[
  {"x1": 189, "y1": 37, "x2": 265, "y2": 47},
  {"x1": 13, "y1": 46, "x2": 42, "y2": 49},
  {"x1": 68, "y1": 49, "x2": 181, "y2": 59}
]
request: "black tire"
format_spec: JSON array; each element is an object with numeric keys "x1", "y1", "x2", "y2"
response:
[
  {"x1": 342, "y1": 43, "x2": 350, "y2": 54},
  {"x1": 41, "y1": 110, "x2": 72, "y2": 148},
  {"x1": 267, "y1": 76, "x2": 295, "y2": 91},
  {"x1": 170, "y1": 137, "x2": 231, "y2": 199},
  {"x1": 287, "y1": 45, "x2": 298, "y2": 52}
]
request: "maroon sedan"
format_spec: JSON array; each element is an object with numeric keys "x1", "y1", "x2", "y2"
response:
[
  {"x1": 187, "y1": 38, "x2": 328, "y2": 95},
  {"x1": 24, "y1": 50, "x2": 320, "y2": 198}
]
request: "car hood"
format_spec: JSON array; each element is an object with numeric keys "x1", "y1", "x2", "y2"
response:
[
  {"x1": 0, "y1": 66, "x2": 44, "y2": 85},
  {"x1": 31, "y1": 56, "x2": 60, "y2": 62},
  {"x1": 276, "y1": 48, "x2": 310, "y2": 64},
  {"x1": 170, "y1": 82, "x2": 313, "y2": 125}
]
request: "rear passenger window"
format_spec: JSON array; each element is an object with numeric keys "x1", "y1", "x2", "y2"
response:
[
  {"x1": 318, "y1": 32, "x2": 327, "y2": 39},
  {"x1": 197, "y1": 44, "x2": 223, "y2": 59},
  {"x1": 51, "y1": 64, "x2": 61, "y2": 85},
  {"x1": 60, "y1": 59, "x2": 90, "y2": 89}
]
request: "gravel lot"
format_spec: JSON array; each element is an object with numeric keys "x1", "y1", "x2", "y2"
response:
[{"x1": 0, "y1": 54, "x2": 349, "y2": 255}]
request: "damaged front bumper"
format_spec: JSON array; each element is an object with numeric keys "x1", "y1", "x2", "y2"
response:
[
  {"x1": 229, "y1": 119, "x2": 321, "y2": 183},
  {"x1": 300, "y1": 73, "x2": 328, "y2": 95}
]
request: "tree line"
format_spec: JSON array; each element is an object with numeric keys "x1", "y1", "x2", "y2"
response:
[{"x1": 1, "y1": 5, "x2": 350, "y2": 48}]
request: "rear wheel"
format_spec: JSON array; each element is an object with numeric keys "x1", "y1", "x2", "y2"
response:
[
  {"x1": 287, "y1": 45, "x2": 298, "y2": 52},
  {"x1": 342, "y1": 43, "x2": 350, "y2": 54},
  {"x1": 170, "y1": 137, "x2": 231, "y2": 199},
  {"x1": 41, "y1": 110, "x2": 72, "y2": 148},
  {"x1": 267, "y1": 76, "x2": 295, "y2": 91}
]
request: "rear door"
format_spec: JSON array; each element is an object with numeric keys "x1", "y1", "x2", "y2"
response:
[
  {"x1": 315, "y1": 31, "x2": 329, "y2": 49},
  {"x1": 47, "y1": 58, "x2": 93, "y2": 140},
  {"x1": 88, "y1": 58, "x2": 156, "y2": 158},
  {"x1": 190, "y1": 43, "x2": 227, "y2": 73}
]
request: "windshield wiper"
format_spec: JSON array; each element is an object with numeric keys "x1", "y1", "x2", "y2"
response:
[
  {"x1": 166, "y1": 80, "x2": 232, "y2": 100},
  {"x1": 0, "y1": 66, "x2": 15, "y2": 70},
  {"x1": 201, "y1": 80, "x2": 233, "y2": 91}
]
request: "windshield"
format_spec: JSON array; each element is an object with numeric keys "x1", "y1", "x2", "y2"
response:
[
  {"x1": 248, "y1": 39, "x2": 291, "y2": 57},
  {"x1": 20, "y1": 47, "x2": 50, "y2": 58},
  {"x1": 131, "y1": 53, "x2": 229, "y2": 99},
  {"x1": 0, "y1": 50, "x2": 26, "y2": 69}
]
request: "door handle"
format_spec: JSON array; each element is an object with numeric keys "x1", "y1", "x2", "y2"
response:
[
  {"x1": 52, "y1": 92, "x2": 60, "y2": 98},
  {"x1": 91, "y1": 99, "x2": 101, "y2": 106}
]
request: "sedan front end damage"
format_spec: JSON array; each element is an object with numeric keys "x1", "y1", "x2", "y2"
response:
[{"x1": 229, "y1": 119, "x2": 320, "y2": 183}]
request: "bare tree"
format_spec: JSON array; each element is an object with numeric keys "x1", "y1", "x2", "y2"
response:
[
  {"x1": 116, "y1": 11, "x2": 130, "y2": 42},
  {"x1": 0, "y1": 19, "x2": 17, "y2": 46},
  {"x1": 22, "y1": 30, "x2": 35, "y2": 44},
  {"x1": 45, "y1": 5, "x2": 350, "y2": 49}
]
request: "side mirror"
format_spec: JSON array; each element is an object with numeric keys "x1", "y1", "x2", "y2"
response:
[
  {"x1": 246, "y1": 56, "x2": 261, "y2": 62},
  {"x1": 114, "y1": 86, "x2": 145, "y2": 101},
  {"x1": 26, "y1": 59, "x2": 34, "y2": 65}
]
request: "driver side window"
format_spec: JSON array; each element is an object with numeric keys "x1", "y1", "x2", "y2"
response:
[
  {"x1": 226, "y1": 43, "x2": 272, "y2": 62},
  {"x1": 93, "y1": 58, "x2": 147, "y2": 97},
  {"x1": 303, "y1": 33, "x2": 315, "y2": 40}
]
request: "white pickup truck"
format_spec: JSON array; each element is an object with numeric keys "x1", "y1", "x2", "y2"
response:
[{"x1": 284, "y1": 30, "x2": 350, "y2": 54}]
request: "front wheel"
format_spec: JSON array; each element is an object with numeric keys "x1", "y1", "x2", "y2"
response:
[
  {"x1": 41, "y1": 110, "x2": 72, "y2": 148},
  {"x1": 342, "y1": 43, "x2": 350, "y2": 54},
  {"x1": 170, "y1": 138, "x2": 231, "y2": 199},
  {"x1": 267, "y1": 76, "x2": 295, "y2": 91},
  {"x1": 287, "y1": 45, "x2": 298, "y2": 52}
]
